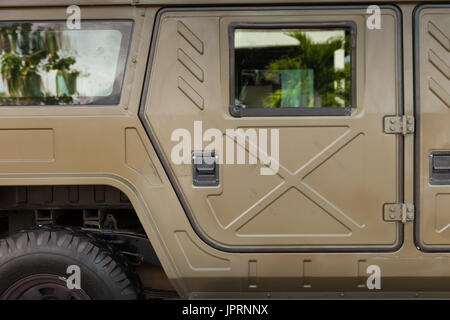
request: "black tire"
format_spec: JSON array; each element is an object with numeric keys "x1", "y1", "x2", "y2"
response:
[{"x1": 0, "y1": 228, "x2": 140, "y2": 300}]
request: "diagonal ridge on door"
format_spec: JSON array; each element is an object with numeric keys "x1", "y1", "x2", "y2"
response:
[
  {"x1": 426, "y1": 22, "x2": 449, "y2": 107},
  {"x1": 428, "y1": 21, "x2": 450, "y2": 51},
  {"x1": 177, "y1": 20, "x2": 205, "y2": 110},
  {"x1": 237, "y1": 187, "x2": 352, "y2": 237},
  {"x1": 223, "y1": 128, "x2": 366, "y2": 233},
  {"x1": 428, "y1": 50, "x2": 450, "y2": 79},
  {"x1": 429, "y1": 78, "x2": 450, "y2": 107}
]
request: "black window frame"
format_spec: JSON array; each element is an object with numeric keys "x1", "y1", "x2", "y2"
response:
[{"x1": 229, "y1": 21, "x2": 357, "y2": 117}]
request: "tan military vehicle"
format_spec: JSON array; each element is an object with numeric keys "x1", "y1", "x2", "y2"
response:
[{"x1": 0, "y1": 0, "x2": 448, "y2": 300}]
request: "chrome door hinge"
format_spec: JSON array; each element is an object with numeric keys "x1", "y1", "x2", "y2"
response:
[
  {"x1": 384, "y1": 115, "x2": 415, "y2": 135},
  {"x1": 383, "y1": 203, "x2": 414, "y2": 223}
]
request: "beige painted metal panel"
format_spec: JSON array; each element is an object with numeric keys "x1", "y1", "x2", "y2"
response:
[
  {"x1": 417, "y1": 7, "x2": 450, "y2": 247},
  {"x1": 4, "y1": 3, "x2": 450, "y2": 297},
  {"x1": 0, "y1": 130, "x2": 54, "y2": 162},
  {"x1": 0, "y1": 0, "x2": 448, "y2": 8},
  {"x1": 144, "y1": 8, "x2": 401, "y2": 249}
]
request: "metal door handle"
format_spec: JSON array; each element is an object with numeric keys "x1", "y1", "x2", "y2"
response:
[
  {"x1": 430, "y1": 151, "x2": 450, "y2": 185},
  {"x1": 192, "y1": 152, "x2": 219, "y2": 186}
]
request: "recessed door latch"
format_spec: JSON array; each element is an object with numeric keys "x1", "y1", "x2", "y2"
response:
[
  {"x1": 429, "y1": 151, "x2": 450, "y2": 185},
  {"x1": 192, "y1": 152, "x2": 219, "y2": 186},
  {"x1": 384, "y1": 115, "x2": 415, "y2": 135},
  {"x1": 383, "y1": 203, "x2": 414, "y2": 223}
]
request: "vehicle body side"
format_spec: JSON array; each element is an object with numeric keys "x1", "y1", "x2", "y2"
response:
[{"x1": 0, "y1": 1, "x2": 448, "y2": 298}]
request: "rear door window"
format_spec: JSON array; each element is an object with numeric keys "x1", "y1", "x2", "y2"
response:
[{"x1": 231, "y1": 23, "x2": 354, "y2": 116}]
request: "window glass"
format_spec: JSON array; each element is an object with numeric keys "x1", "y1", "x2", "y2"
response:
[
  {"x1": 0, "y1": 21, "x2": 132, "y2": 106},
  {"x1": 234, "y1": 27, "x2": 352, "y2": 110}
]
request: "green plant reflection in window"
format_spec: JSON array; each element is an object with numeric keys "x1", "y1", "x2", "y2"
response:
[
  {"x1": 0, "y1": 23, "x2": 77, "y2": 105},
  {"x1": 0, "y1": 21, "x2": 132, "y2": 106},
  {"x1": 234, "y1": 28, "x2": 352, "y2": 109}
]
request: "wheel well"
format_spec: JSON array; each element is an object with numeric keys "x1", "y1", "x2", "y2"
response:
[
  {"x1": 0, "y1": 185, "x2": 139, "y2": 236},
  {"x1": 0, "y1": 185, "x2": 175, "y2": 294}
]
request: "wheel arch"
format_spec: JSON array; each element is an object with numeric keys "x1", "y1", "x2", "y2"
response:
[{"x1": 0, "y1": 173, "x2": 185, "y2": 296}]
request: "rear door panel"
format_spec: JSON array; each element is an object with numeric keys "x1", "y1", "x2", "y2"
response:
[
  {"x1": 415, "y1": 4, "x2": 450, "y2": 248},
  {"x1": 142, "y1": 7, "x2": 402, "y2": 250}
]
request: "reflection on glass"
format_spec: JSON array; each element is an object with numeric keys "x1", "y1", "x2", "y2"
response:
[
  {"x1": 0, "y1": 21, "x2": 132, "y2": 106},
  {"x1": 234, "y1": 28, "x2": 352, "y2": 109}
]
